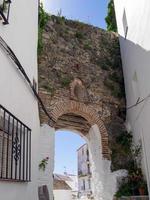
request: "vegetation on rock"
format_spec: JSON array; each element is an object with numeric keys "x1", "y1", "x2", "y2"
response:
[
  {"x1": 112, "y1": 132, "x2": 148, "y2": 197},
  {"x1": 38, "y1": 3, "x2": 49, "y2": 54}
]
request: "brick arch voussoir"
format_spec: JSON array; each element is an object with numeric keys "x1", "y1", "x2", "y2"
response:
[{"x1": 50, "y1": 100, "x2": 110, "y2": 159}]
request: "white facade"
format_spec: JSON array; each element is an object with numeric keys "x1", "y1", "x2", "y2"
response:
[
  {"x1": 38, "y1": 125, "x2": 55, "y2": 200},
  {"x1": 0, "y1": 0, "x2": 42, "y2": 200},
  {"x1": 114, "y1": 0, "x2": 150, "y2": 194},
  {"x1": 77, "y1": 144, "x2": 92, "y2": 199},
  {"x1": 54, "y1": 173, "x2": 78, "y2": 200},
  {"x1": 66, "y1": 174, "x2": 78, "y2": 199},
  {"x1": 53, "y1": 190, "x2": 72, "y2": 200}
]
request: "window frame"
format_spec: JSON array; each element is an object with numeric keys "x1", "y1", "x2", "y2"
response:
[{"x1": 0, "y1": 104, "x2": 31, "y2": 182}]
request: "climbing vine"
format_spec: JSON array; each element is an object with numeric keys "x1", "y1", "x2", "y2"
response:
[
  {"x1": 105, "y1": 0, "x2": 117, "y2": 32},
  {"x1": 38, "y1": 3, "x2": 49, "y2": 54}
]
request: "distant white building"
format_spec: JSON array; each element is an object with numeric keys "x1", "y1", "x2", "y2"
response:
[
  {"x1": 114, "y1": 0, "x2": 150, "y2": 195},
  {"x1": 77, "y1": 144, "x2": 92, "y2": 199},
  {"x1": 53, "y1": 173, "x2": 78, "y2": 200},
  {"x1": 66, "y1": 174, "x2": 79, "y2": 199}
]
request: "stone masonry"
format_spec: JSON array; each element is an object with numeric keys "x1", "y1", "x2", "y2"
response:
[{"x1": 38, "y1": 15, "x2": 126, "y2": 161}]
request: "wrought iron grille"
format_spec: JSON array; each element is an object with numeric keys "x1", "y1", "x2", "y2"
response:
[
  {"x1": 0, "y1": 0, "x2": 11, "y2": 25},
  {"x1": 0, "y1": 105, "x2": 31, "y2": 182}
]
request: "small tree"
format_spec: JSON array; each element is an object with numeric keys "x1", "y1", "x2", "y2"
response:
[{"x1": 105, "y1": 0, "x2": 117, "y2": 32}]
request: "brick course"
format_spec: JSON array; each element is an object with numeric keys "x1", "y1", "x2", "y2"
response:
[{"x1": 39, "y1": 90, "x2": 110, "y2": 159}]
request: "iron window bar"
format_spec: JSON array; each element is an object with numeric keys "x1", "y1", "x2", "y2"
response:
[
  {"x1": 0, "y1": 0, "x2": 11, "y2": 25},
  {"x1": 0, "y1": 104, "x2": 31, "y2": 182}
]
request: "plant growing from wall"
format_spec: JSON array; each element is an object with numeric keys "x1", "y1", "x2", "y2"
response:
[
  {"x1": 61, "y1": 76, "x2": 72, "y2": 87},
  {"x1": 105, "y1": 0, "x2": 117, "y2": 32},
  {"x1": 75, "y1": 31, "x2": 84, "y2": 40},
  {"x1": 39, "y1": 157, "x2": 49, "y2": 171},
  {"x1": 38, "y1": 3, "x2": 49, "y2": 54},
  {"x1": 114, "y1": 138, "x2": 148, "y2": 197}
]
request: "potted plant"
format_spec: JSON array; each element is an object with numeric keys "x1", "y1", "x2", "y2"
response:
[{"x1": 138, "y1": 180, "x2": 148, "y2": 195}]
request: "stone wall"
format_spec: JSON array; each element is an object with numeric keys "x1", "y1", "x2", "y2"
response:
[
  {"x1": 38, "y1": 15, "x2": 126, "y2": 164},
  {"x1": 38, "y1": 16, "x2": 128, "y2": 198}
]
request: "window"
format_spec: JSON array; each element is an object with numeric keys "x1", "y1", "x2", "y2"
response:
[
  {"x1": 87, "y1": 163, "x2": 90, "y2": 174},
  {"x1": 122, "y1": 9, "x2": 128, "y2": 39},
  {"x1": 88, "y1": 179, "x2": 91, "y2": 189},
  {"x1": 0, "y1": 0, "x2": 11, "y2": 25},
  {"x1": 86, "y1": 149, "x2": 89, "y2": 161},
  {"x1": 0, "y1": 105, "x2": 31, "y2": 182},
  {"x1": 82, "y1": 179, "x2": 85, "y2": 190},
  {"x1": 82, "y1": 148, "x2": 84, "y2": 156}
]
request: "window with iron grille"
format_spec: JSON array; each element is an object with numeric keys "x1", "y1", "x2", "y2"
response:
[
  {"x1": 0, "y1": 105, "x2": 31, "y2": 182},
  {"x1": 0, "y1": 0, "x2": 11, "y2": 25}
]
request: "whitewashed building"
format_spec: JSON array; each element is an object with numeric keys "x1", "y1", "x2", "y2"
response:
[
  {"x1": 114, "y1": 0, "x2": 150, "y2": 195},
  {"x1": 53, "y1": 173, "x2": 78, "y2": 200},
  {"x1": 0, "y1": 1, "x2": 55, "y2": 200},
  {"x1": 77, "y1": 144, "x2": 92, "y2": 199}
]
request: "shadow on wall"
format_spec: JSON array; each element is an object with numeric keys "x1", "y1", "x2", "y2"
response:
[
  {"x1": 119, "y1": 35, "x2": 150, "y2": 98},
  {"x1": 119, "y1": 35, "x2": 150, "y2": 134},
  {"x1": 118, "y1": 35, "x2": 150, "y2": 195}
]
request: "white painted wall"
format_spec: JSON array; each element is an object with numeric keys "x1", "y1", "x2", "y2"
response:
[
  {"x1": 53, "y1": 190, "x2": 72, "y2": 200},
  {"x1": 86, "y1": 125, "x2": 126, "y2": 200},
  {"x1": 114, "y1": 0, "x2": 150, "y2": 194},
  {"x1": 38, "y1": 124, "x2": 55, "y2": 200},
  {"x1": 0, "y1": 0, "x2": 40, "y2": 200},
  {"x1": 66, "y1": 175, "x2": 78, "y2": 192}
]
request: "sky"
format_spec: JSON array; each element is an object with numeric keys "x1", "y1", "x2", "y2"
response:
[
  {"x1": 41, "y1": 0, "x2": 109, "y2": 175},
  {"x1": 41, "y1": 0, "x2": 109, "y2": 29},
  {"x1": 54, "y1": 130, "x2": 85, "y2": 175}
]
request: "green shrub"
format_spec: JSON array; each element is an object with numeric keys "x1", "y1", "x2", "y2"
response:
[
  {"x1": 100, "y1": 64, "x2": 109, "y2": 70},
  {"x1": 84, "y1": 42, "x2": 92, "y2": 50},
  {"x1": 38, "y1": 3, "x2": 49, "y2": 54},
  {"x1": 104, "y1": 79, "x2": 114, "y2": 91},
  {"x1": 61, "y1": 77, "x2": 71, "y2": 87},
  {"x1": 75, "y1": 31, "x2": 84, "y2": 40},
  {"x1": 56, "y1": 16, "x2": 66, "y2": 25},
  {"x1": 91, "y1": 58, "x2": 109, "y2": 70},
  {"x1": 109, "y1": 72, "x2": 122, "y2": 83},
  {"x1": 104, "y1": 77, "x2": 125, "y2": 99},
  {"x1": 42, "y1": 84, "x2": 54, "y2": 94},
  {"x1": 105, "y1": 0, "x2": 117, "y2": 32},
  {"x1": 116, "y1": 132, "x2": 132, "y2": 153},
  {"x1": 111, "y1": 84, "x2": 123, "y2": 98},
  {"x1": 115, "y1": 181, "x2": 132, "y2": 198}
]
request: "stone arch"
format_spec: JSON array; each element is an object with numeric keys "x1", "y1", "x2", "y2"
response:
[{"x1": 50, "y1": 100, "x2": 110, "y2": 160}]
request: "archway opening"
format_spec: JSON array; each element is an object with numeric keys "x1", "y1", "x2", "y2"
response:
[
  {"x1": 52, "y1": 111, "x2": 117, "y2": 200},
  {"x1": 54, "y1": 129, "x2": 91, "y2": 199}
]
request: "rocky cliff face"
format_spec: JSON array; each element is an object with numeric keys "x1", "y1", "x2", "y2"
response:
[{"x1": 38, "y1": 15, "x2": 126, "y2": 170}]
